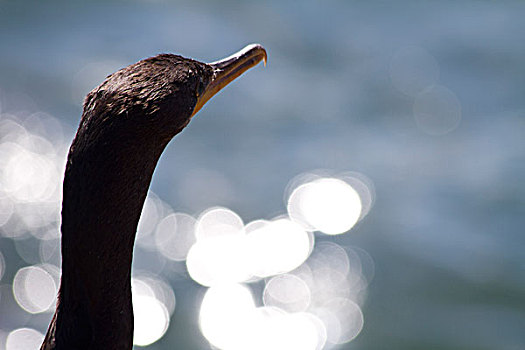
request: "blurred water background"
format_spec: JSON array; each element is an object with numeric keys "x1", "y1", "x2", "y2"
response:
[{"x1": 0, "y1": 0, "x2": 524, "y2": 349}]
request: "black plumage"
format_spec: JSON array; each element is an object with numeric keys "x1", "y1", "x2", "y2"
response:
[{"x1": 41, "y1": 44, "x2": 266, "y2": 350}]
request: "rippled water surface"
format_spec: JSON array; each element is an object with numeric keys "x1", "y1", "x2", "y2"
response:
[{"x1": 0, "y1": 1, "x2": 524, "y2": 349}]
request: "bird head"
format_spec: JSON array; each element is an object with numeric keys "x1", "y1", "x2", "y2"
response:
[{"x1": 80, "y1": 44, "x2": 267, "y2": 144}]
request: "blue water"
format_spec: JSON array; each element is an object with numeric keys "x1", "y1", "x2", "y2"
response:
[{"x1": 1, "y1": 1, "x2": 524, "y2": 349}]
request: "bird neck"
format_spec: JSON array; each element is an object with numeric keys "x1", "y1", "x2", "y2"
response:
[{"x1": 44, "y1": 124, "x2": 169, "y2": 350}]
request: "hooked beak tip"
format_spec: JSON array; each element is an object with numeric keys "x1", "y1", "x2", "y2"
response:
[{"x1": 191, "y1": 43, "x2": 267, "y2": 117}]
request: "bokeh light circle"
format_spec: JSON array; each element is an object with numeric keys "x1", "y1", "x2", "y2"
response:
[
  {"x1": 186, "y1": 233, "x2": 251, "y2": 286},
  {"x1": 199, "y1": 284, "x2": 256, "y2": 349},
  {"x1": 338, "y1": 172, "x2": 375, "y2": 221},
  {"x1": 132, "y1": 295, "x2": 170, "y2": 346},
  {"x1": 317, "y1": 297, "x2": 364, "y2": 344},
  {"x1": 6, "y1": 328, "x2": 44, "y2": 350},
  {"x1": 246, "y1": 218, "x2": 312, "y2": 277},
  {"x1": 195, "y1": 207, "x2": 244, "y2": 241},
  {"x1": 132, "y1": 275, "x2": 176, "y2": 316},
  {"x1": 155, "y1": 213, "x2": 196, "y2": 261},
  {"x1": 288, "y1": 178, "x2": 362, "y2": 235},
  {"x1": 309, "y1": 242, "x2": 350, "y2": 276},
  {"x1": 413, "y1": 85, "x2": 461, "y2": 135},
  {"x1": 263, "y1": 274, "x2": 311, "y2": 312},
  {"x1": 13, "y1": 265, "x2": 57, "y2": 314}
]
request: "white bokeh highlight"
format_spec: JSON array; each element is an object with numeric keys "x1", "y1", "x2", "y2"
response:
[
  {"x1": 12, "y1": 265, "x2": 57, "y2": 314},
  {"x1": 6, "y1": 328, "x2": 44, "y2": 350},
  {"x1": 246, "y1": 218, "x2": 312, "y2": 278},
  {"x1": 288, "y1": 178, "x2": 362, "y2": 235},
  {"x1": 263, "y1": 274, "x2": 311, "y2": 312},
  {"x1": 199, "y1": 284, "x2": 256, "y2": 350},
  {"x1": 132, "y1": 276, "x2": 172, "y2": 346},
  {"x1": 187, "y1": 232, "x2": 251, "y2": 286},
  {"x1": 199, "y1": 284, "x2": 328, "y2": 350},
  {"x1": 155, "y1": 213, "x2": 196, "y2": 261},
  {"x1": 195, "y1": 207, "x2": 244, "y2": 241}
]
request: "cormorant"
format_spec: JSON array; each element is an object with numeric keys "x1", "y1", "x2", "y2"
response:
[{"x1": 40, "y1": 44, "x2": 267, "y2": 350}]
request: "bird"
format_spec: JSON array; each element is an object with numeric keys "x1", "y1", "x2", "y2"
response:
[{"x1": 40, "y1": 44, "x2": 267, "y2": 350}]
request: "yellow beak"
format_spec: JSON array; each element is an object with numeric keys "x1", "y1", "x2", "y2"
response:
[{"x1": 191, "y1": 44, "x2": 267, "y2": 117}]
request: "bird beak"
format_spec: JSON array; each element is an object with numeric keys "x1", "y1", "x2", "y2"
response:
[{"x1": 191, "y1": 43, "x2": 267, "y2": 117}]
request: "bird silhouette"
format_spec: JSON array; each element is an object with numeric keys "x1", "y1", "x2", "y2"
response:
[{"x1": 40, "y1": 44, "x2": 267, "y2": 350}]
